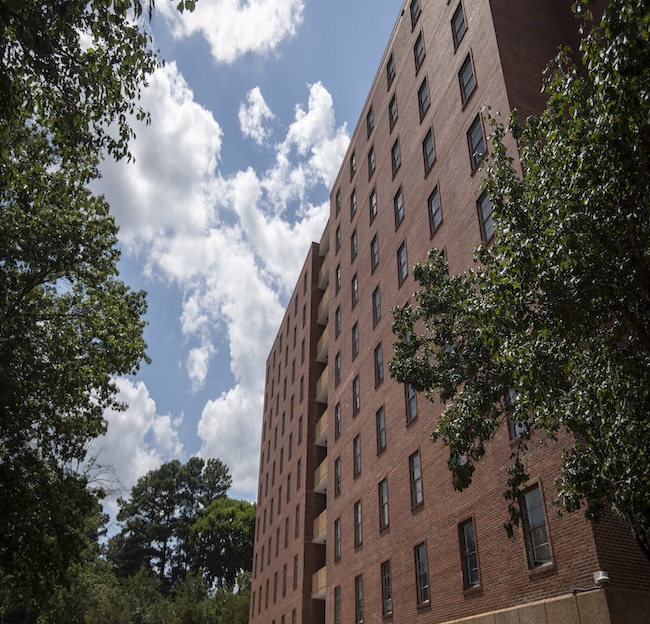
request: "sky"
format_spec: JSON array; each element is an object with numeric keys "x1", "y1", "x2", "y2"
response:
[{"x1": 89, "y1": 0, "x2": 400, "y2": 528}]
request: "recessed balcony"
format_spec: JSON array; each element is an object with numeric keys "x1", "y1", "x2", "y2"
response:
[
  {"x1": 312, "y1": 565, "x2": 327, "y2": 600},
  {"x1": 316, "y1": 325, "x2": 329, "y2": 364},
  {"x1": 315, "y1": 366, "x2": 328, "y2": 404},
  {"x1": 318, "y1": 253, "x2": 330, "y2": 290},
  {"x1": 314, "y1": 457, "x2": 327, "y2": 494},
  {"x1": 317, "y1": 286, "x2": 329, "y2": 325},
  {"x1": 313, "y1": 509, "x2": 327, "y2": 544},
  {"x1": 315, "y1": 410, "x2": 327, "y2": 447}
]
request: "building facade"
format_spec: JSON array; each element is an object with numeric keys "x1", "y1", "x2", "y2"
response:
[{"x1": 249, "y1": 1, "x2": 650, "y2": 623}]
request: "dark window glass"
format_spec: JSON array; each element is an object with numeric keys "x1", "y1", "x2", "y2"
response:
[
  {"x1": 477, "y1": 192, "x2": 494, "y2": 242},
  {"x1": 387, "y1": 54, "x2": 395, "y2": 88},
  {"x1": 394, "y1": 188, "x2": 404, "y2": 226},
  {"x1": 459, "y1": 518, "x2": 480, "y2": 588},
  {"x1": 410, "y1": 0, "x2": 421, "y2": 27},
  {"x1": 389, "y1": 93, "x2": 398, "y2": 130},
  {"x1": 414, "y1": 32, "x2": 426, "y2": 72},
  {"x1": 467, "y1": 114, "x2": 486, "y2": 171},
  {"x1": 423, "y1": 127, "x2": 435, "y2": 172},
  {"x1": 452, "y1": 2, "x2": 467, "y2": 49},
  {"x1": 428, "y1": 185, "x2": 442, "y2": 234},
  {"x1": 418, "y1": 78, "x2": 430, "y2": 119},
  {"x1": 392, "y1": 139, "x2": 401, "y2": 177},
  {"x1": 459, "y1": 54, "x2": 477, "y2": 104}
]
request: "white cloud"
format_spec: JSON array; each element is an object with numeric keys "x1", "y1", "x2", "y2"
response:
[
  {"x1": 187, "y1": 342, "x2": 216, "y2": 391},
  {"x1": 159, "y1": 0, "x2": 304, "y2": 64},
  {"x1": 239, "y1": 87, "x2": 275, "y2": 145}
]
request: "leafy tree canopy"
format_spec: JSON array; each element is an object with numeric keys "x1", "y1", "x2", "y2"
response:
[{"x1": 391, "y1": 0, "x2": 650, "y2": 562}]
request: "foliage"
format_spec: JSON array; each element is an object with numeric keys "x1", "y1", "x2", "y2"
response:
[{"x1": 391, "y1": 0, "x2": 650, "y2": 561}]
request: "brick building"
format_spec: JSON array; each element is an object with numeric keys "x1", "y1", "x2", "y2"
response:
[{"x1": 249, "y1": 1, "x2": 650, "y2": 623}]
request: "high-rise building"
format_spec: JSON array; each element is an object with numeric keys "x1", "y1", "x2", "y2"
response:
[{"x1": 249, "y1": 2, "x2": 650, "y2": 623}]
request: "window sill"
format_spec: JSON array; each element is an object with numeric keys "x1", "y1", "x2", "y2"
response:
[
  {"x1": 416, "y1": 600, "x2": 431, "y2": 612},
  {"x1": 528, "y1": 561, "x2": 556, "y2": 579},
  {"x1": 463, "y1": 584, "x2": 483, "y2": 598}
]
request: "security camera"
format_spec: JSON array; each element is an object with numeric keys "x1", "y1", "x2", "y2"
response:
[{"x1": 593, "y1": 570, "x2": 610, "y2": 586}]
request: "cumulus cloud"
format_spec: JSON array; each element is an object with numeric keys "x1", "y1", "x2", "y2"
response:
[
  {"x1": 158, "y1": 0, "x2": 304, "y2": 64},
  {"x1": 239, "y1": 87, "x2": 275, "y2": 145},
  {"x1": 99, "y1": 69, "x2": 348, "y2": 498}
]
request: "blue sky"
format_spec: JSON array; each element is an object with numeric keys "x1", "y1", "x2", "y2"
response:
[{"x1": 90, "y1": 0, "x2": 399, "y2": 526}]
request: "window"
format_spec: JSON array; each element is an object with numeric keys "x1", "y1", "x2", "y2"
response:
[
  {"x1": 372, "y1": 286, "x2": 381, "y2": 325},
  {"x1": 335, "y1": 402, "x2": 341, "y2": 439},
  {"x1": 352, "y1": 376, "x2": 360, "y2": 415},
  {"x1": 370, "y1": 235, "x2": 379, "y2": 272},
  {"x1": 422, "y1": 127, "x2": 435, "y2": 173},
  {"x1": 386, "y1": 53, "x2": 395, "y2": 88},
  {"x1": 378, "y1": 478, "x2": 389, "y2": 529},
  {"x1": 410, "y1": 451, "x2": 423, "y2": 506},
  {"x1": 418, "y1": 78, "x2": 430, "y2": 119},
  {"x1": 459, "y1": 518, "x2": 480, "y2": 588},
  {"x1": 428, "y1": 185, "x2": 442, "y2": 234},
  {"x1": 350, "y1": 188, "x2": 357, "y2": 217},
  {"x1": 381, "y1": 561, "x2": 392, "y2": 615},
  {"x1": 334, "y1": 351, "x2": 341, "y2": 386},
  {"x1": 369, "y1": 188, "x2": 377, "y2": 223},
  {"x1": 335, "y1": 264, "x2": 341, "y2": 293},
  {"x1": 394, "y1": 187, "x2": 404, "y2": 227},
  {"x1": 477, "y1": 192, "x2": 494, "y2": 242},
  {"x1": 410, "y1": 0, "x2": 421, "y2": 27},
  {"x1": 293, "y1": 555, "x2": 298, "y2": 590},
  {"x1": 350, "y1": 151, "x2": 356, "y2": 178},
  {"x1": 335, "y1": 188, "x2": 341, "y2": 215},
  {"x1": 415, "y1": 542, "x2": 430, "y2": 604},
  {"x1": 367, "y1": 146, "x2": 375, "y2": 178},
  {"x1": 389, "y1": 93, "x2": 398, "y2": 130},
  {"x1": 459, "y1": 54, "x2": 477, "y2": 105},
  {"x1": 355, "y1": 575, "x2": 364, "y2": 623},
  {"x1": 335, "y1": 305, "x2": 341, "y2": 337},
  {"x1": 334, "y1": 517, "x2": 341, "y2": 559},
  {"x1": 334, "y1": 457, "x2": 341, "y2": 496},
  {"x1": 335, "y1": 224, "x2": 341, "y2": 253},
  {"x1": 297, "y1": 458, "x2": 301, "y2": 489},
  {"x1": 334, "y1": 586, "x2": 341, "y2": 624},
  {"x1": 295, "y1": 504, "x2": 300, "y2": 537},
  {"x1": 285, "y1": 517, "x2": 289, "y2": 547},
  {"x1": 414, "y1": 32, "x2": 426, "y2": 72},
  {"x1": 351, "y1": 273, "x2": 359, "y2": 308},
  {"x1": 283, "y1": 564, "x2": 287, "y2": 596},
  {"x1": 452, "y1": 2, "x2": 467, "y2": 49},
  {"x1": 391, "y1": 139, "x2": 401, "y2": 177},
  {"x1": 353, "y1": 435, "x2": 361, "y2": 477},
  {"x1": 376, "y1": 407, "x2": 386, "y2": 453},
  {"x1": 397, "y1": 242, "x2": 408, "y2": 285},
  {"x1": 374, "y1": 343, "x2": 384, "y2": 385},
  {"x1": 299, "y1": 376, "x2": 304, "y2": 402},
  {"x1": 287, "y1": 474, "x2": 291, "y2": 502},
  {"x1": 366, "y1": 107, "x2": 374, "y2": 136},
  {"x1": 354, "y1": 501, "x2": 362, "y2": 546},
  {"x1": 521, "y1": 485, "x2": 552, "y2": 568},
  {"x1": 352, "y1": 322, "x2": 359, "y2": 358},
  {"x1": 351, "y1": 229, "x2": 358, "y2": 261},
  {"x1": 467, "y1": 114, "x2": 486, "y2": 171},
  {"x1": 298, "y1": 415, "x2": 303, "y2": 444},
  {"x1": 406, "y1": 383, "x2": 418, "y2": 422}
]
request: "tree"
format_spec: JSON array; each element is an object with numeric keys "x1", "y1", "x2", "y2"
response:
[
  {"x1": 390, "y1": 0, "x2": 650, "y2": 562},
  {"x1": 0, "y1": 0, "x2": 196, "y2": 614}
]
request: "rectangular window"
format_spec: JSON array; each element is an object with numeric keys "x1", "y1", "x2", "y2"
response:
[
  {"x1": 334, "y1": 402, "x2": 341, "y2": 439},
  {"x1": 293, "y1": 555, "x2": 298, "y2": 590},
  {"x1": 376, "y1": 406, "x2": 386, "y2": 453},
  {"x1": 352, "y1": 322, "x2": 359, "y2": 358},
  {"x1": 298, "y1": 415, "x2": 303, "y2": 444},
  {"x1": 386, "y1": 54, "x2": 395, "y2": 88},
  {"x1": 397, "y1": 242, "x2": 408, "y2": 285},
  {"x1": 477, "y1": 192, "x2": 494, "y2": 242},
  {"x1": 394, "y1": 187, "x2": 404, "y2": 227},
  {"x1": 295, "y1": 504, "x2": 300, "y2": 538},
  {"x1": 459, "y1": 54, "x2": 477, "y2": 105},
  {"x1": 410, "y1": 451, "x2": 423, "y2": 506},
  {"x1": 353, "y1": 435, "x2": 361, "y2": 477},
  {"x1": 297, "y1": 458, "x2": 301, "y2": 489},
  {"x1": 452, "y1": 1, "x2": 467, "y2": 49},
  {"x1": 366, "y1": 107, "x2": 374, "y2": 136},
  {"x1": 389, "y1": 93, "x2": 398, "y2": 131},
  {"x1": 335, "y1": 188, "x2": 341, "y2": 215},
  {"x1": 391, "y1": 139, "x2": 401, "y2": 177},
  {"x1": 335, "y1": 263, "x2": 341, "y2": 293},
  {"x1": 414, "y1": 31, "x2": 426, "y2": 72},
  {"x1": 521, "y1": 485, "x2": 552, "y2": 568},
  {"x1": 334, "y1": 586, "x2": 341, "y2": 624},
  {"x1": 351, "y1": 273, "x2": 359, "y2": 308},
  {"x1": 410, "y1": 0, "x2": 421, "y2": 27},
  {"x1": 354, "y1": 501, "x2": 363, "y2": 546},
  {"x1": 367, "y1": 146, "x2": 375, "y2": 178},
  {"x1": 283, "y1": 564, "x2": 287, "y2": 596},
  {"x1": 378, "y1": 478, "x2": 389, "y2": 529},
  {"x1": 422, "y1": 127, "x2": 435, "y2": 173},
  {"x1": 428, "y1": 185, "x2": 442, "y2": 234},
  {"x1": 403, "y1": 385, "x2": 418, "y2": 425},
  {"x1": 299, "y1": 376, "x2": 304, "y2": 402},
  {"x1": 370, "y1": 235, "x2": 379, "y2": 272},
  {"x1": 369, "y1": 188, "x2": 377, "y2": 223},
  {"x1": 352, "y1": 376, "x2": 360, "y2": 415},
  {"x1": 350, "y1": 151, "x2": 356, "y2": 179},
  {"x1": 381, "y1": 561, "x2": 392, "y2": 615},
  {"x1": 374, "y1": 343, "x2": 384, "y2": 385},
  {"x1": 334, "y1": 457, "x2": 341, "y2": 496},
  {"x1": 335, "y1": 305, "x2": 341, "y2": 337},
  {"x1": 459, "y1": 518, "x2": 480, "y2": 588},
  {"x1": 350, "y1": 188, "x2": 357, "y2": 217},
  {"x1": 351, "y1": 229, "x2": 358, "y2": 261},
  {"x1": 334, "y1": 517, "x2": 341, "y2": 559},
  {"x1": 285, "y1": 517, "x2": 289, "y2": 547},
  {"x1": 335, "y1": 224, "x2": 341, "y2": 253},
  {"x1": 334, "y1": 351, "x2": 341, "y2": 386},
  {"x1": 418, "y1": 78, "x2": 430, "y2": 119},
  {"x1": 372, "y1": 286, "x2": 381, "y2": 325},
  {"x1": 467, "y1": 114, "x2": 486, "y2": 171},
  {"x1": 415, "y1": 542, "x2": 430, "y2": 604}
]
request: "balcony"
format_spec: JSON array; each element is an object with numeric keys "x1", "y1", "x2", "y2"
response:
[
  {"x1": 316, "y1": 325, "x2": 328, "y2": 363},
  {"x1": 314, "y1": 410, "x2": 327, "y2": 447},
  {"x1": 312, "y1": 565, "x2": 327, "y2": 600},
  {"x1": 319, "y1": 220, "x2": 330, "y2": 257},
  {"x1": 318, "y1": 253, "x2": 330, "y2": 290},
  {"x1": 317, "y1": 286, "x2": 329, "y2": 326},
  {"x1": 314, "y1": 457, "x2": 327, "y2": 494},
  {"x1": 313, "y1": 509, "x2": 327, "y2": 544},
  {"x1": 315, "y1": 366, "x2": 328, "y2": 404}
]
